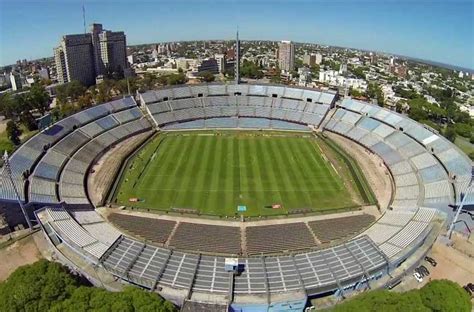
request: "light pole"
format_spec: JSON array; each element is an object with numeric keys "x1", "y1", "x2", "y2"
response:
[
  {"x1": 446, "y1": 177, "x2": 473, "y2": 239},
  {"x1": 2, "y1": 151, "x2": 33, "y2": 230}
]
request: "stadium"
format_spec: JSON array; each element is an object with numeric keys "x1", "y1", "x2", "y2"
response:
[{"x1": 1, "y1": 82, "x2": 472, "y2": 311}]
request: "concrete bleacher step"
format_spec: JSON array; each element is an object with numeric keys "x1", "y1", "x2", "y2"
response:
[
  {"x1": 165, "y1": 221, "x2": 181, "y2": 247},
  {"x1": 240, "y1": 225, "x2": 247, "y2": 255},
  {"x1": 319, "y1": 107, "x2": 338, "y2": 130},
  {"x1": 139, "y1": 104, "x2": 158, "y2": 128},
  {"x1": 305, "y1": 222, "x2": 322, "y2": 245}
]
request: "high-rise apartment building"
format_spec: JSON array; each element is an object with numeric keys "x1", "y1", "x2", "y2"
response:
[
  {"x1": 278, "y1": 40, "x2": 295, "y2": 72},
  {"x1": 10, "y1": 72, "x2": 22, "y2": 91},
  {"x1": 303, "y1": 53, "x2": 316, "y2": 67},
  {"x1": 315, "y1": 53, "x2": 323, "y2": 65},
  {"x1": 215, "y1": 54, "x2": 226, "y2": 74},
  {"x1": 54, "y1": 46, "x2": 68, "y2": 84},
  {"x1": 54, "y1": 23, "x2": 127, "y2": 86},
  {"x1": 55, "y1": 34, "x2": 95, "y2": 86}
]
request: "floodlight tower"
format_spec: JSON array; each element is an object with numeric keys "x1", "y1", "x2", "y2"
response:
[
  {"x1": 447, "y1": 176, "x2": 473, "y2": 239},
  {"x1": 235, "y1": 29, "x2": 240, "y2": 84},
  {"x1": 2, "y1": 151, "x2": 33, "y2": 230}
]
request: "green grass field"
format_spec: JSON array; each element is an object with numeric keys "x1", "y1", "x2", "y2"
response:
[{"x1": 114, "y1": 131, "x2": 363, "y2": 217}]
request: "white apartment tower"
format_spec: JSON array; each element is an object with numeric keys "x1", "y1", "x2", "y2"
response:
[
  {"x1": 54, "y1": 23, "x2": 127, "y2": 86},
  {"x1": 55, "y1": 34, "x2": 95, "y2": 86},
  {"x1": 215, "y1": 54, "x2": 226, "y2": 74},
  {"x1": 278, "y1": 40, "x2": 295, "y2": 72},
  {"x1": 9, "y1": 72, "x2": 22, "y2": 91},
  {"x1": 315, "y1": 53, "x2": 323, "y2": 65}
]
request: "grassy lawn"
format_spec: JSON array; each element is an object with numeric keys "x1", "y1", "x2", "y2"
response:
[
  {"x1": 455, "y1": 136, "x2": 474, "y2": 159},
  {"x1": 0, "y1": 129, "x2": 14, "y2": 154},
  {"x1": 113, "y1": 131, "x2": 364, "y2": 217},
  {"x1": 0, "y1": 123, "x2": 38, "y2": 155}
]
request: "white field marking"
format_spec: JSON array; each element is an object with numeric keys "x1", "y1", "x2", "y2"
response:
[
  {"x1": 330, "y1": 162, "x2": 341, "y2": 178},
  {"x1": 312, "y1": 139, "x2": 341, "y2": 178},
  {"x1": 136, "y1": 187, "x2": 326, "y2": 192}
]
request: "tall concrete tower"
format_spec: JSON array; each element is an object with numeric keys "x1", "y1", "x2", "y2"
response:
[{"x1": 235, "y1": 30, "x2": 240, "y2": 84}]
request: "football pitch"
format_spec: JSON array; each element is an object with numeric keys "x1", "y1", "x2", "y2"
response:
[{"x1": 113, "y1": 131, "x2": 364, "y2": 217}]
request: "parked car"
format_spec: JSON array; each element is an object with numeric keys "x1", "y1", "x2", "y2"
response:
[
  {"x1": 425, "y1": 256, "x2": 437, "y2": 266},
  {"x1": 415, "y1": 267, "x2": 428, "y2": 277},
  {"x1": 463, "y1": 285, "x2": 472, "y2": 297},
  {"x1": 466, "y1": 283, "x2": 474, "y2": 292},
  {"x1": 419, "y1": 265, "x2": 430, "y2": 276},
  {"x1": 413, "y1": 272, "x2": 423, "y2": 283},
  {"x1": 415, "y1": 267, "x2": 423, "y2": 276}
]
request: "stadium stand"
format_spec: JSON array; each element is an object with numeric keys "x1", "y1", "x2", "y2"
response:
[
  {"x1": 245, "y1": 223, "x2": 317, "y2": 255},
  {"x1": 3, "y1": 85, "x2": 471, "y2": 310},
  {"x1": 37, "y1": 207, "x2": 113, "y2": 260},
  {"x1": 108, "y1": 213, "x2": 176, "y2": 244},
  {"x1": 308, "y1": 214, "x2": 375, "y2": 243},
  {"x1": 168, "y1": 222, "x2": 241, "y2": 255},
  {"x1": 141, "y1": 84, "x2": 334, "y2": 131},
  {"x1": 96, "y1": 230, "x2": 387, "y2": 298},
  {"x1": 0, "y1": 97, "x2": 138, "y2": 204}
]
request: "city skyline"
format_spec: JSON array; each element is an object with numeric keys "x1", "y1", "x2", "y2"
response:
[{"x1": 1, "y1": 0, "x2": 473, "y2": 70}]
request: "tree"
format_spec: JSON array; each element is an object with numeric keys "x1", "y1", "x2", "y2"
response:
[
  {"x1": 0, "y1": 260, "x2": 177, "y2": 312},
  {"x1": 395, "y1": 101, "x2": 403, "y2": 113},
  {"x1": 454, "y1": 123, "x2": 472, "y2": 138},
  {"x1": 310, "y1": 64, "x2": 320, "y2": 78},
  {"x1": 94, "y1": 81, "x2": 114, "y2": 104},
  {"x1": 6, "y1": 120, "x2": 22, "y2": 146},
  {"x1": 0, "y1": 93, "x2": 20, "y2": 119},
  {"x1": 29, "y1": 84, "x2": 50, "y2": 114},
  {"x1": 294, "y1": 59, "x2": 303, "y2": 70},
  {"x1": 444, "y1": 125, "x2": 457, "y2": 142},
  {"x1": 241, "y1": 60, "x2": 264, "y2": 79},
  {"x1": 352, "y1": 66, "x2": 367, "y2": 79},
  {"x1": 197, "y1": 71, "x2": 215, "y2": 82},
  {"x1": 51, "y1": 286, "x2": 176, "y2": 312},
  {"x1": 224, "y1": 68, "x2": 235, "y2": 78},
  {"x1": 0, "y1": 259, "x2": 79, "y2": 312},
  {"x1": 407, "y1": 97, "x2": 447, "y2": 123},
  {"x1": 367, "y1": 83, "x2": 385, "y2": 107},
  {"x1": 77, "y1": 94, "x2": 93, "y2": 109},
  {"x1": 349, "y1": 87, "x2": 364, "y2": 98},
  {"x1": 166, "y1": 73, "x2": 186, "y2": 85},
  {"x1": 270, "y1": 73, "x2": 281, "y2": 83},
  {"x1": 55, "y1": 81, "x2": 86, "y2": 105},
  {"x1": 420, "y1": 280, "x2": 471, "y2": 312},
  {"x1": 20, "y1": 110, "x2": 38, "y2": 131},
  {"x1": 332, "y1": 279, "x2": 471, "y2": 312}
]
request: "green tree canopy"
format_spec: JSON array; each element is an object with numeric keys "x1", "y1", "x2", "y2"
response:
[
  {"x1": 454, "y1": 123, "x2": 472, "y2": 138},
  {"x1": 51, "y1": 286, "x2": 175, "y2": 312},
  {"x1": 331, "y1": 279, "x2": 471, "y2": 312},
  {"x1": 444, "y1": 125, "x2": 457, "y2": 142},
  {"x1": 28, "y1": 84, "x2": 50, "y2": 114},
  {"x1": 0, "y1": 259, "x2": 79, "y2": 312},
  {"x1": 6, "y1": 120, "x2": 22, "y2": 146},
  {"x1": 420, "y1": 280, "x2": 472, "y2": 312},
  {"x1": 197, "y1": 71, "x2": 216, "y2": 82},
  {"x1": 241, "y1": 61, "x2": 264, "y2": 79},
  {"x1": 407, "y1": 97, "x2": 447, "y2": 122},
  {"x1": 56, "y1": 81, "x2": 86, "y2": 105},
  {"x1": 166, "y1": 73, "x2": 187, "y2": 85},
  {"x1": 367, "y1": 83, "x2": 384, "y2": 107},
  {"x1": 0, "y1": 260, "x2": 177, "y2": 312}
]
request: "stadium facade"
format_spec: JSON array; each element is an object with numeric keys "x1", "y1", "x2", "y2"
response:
[{"x1": 1, "y1": 83, "x2": 472, "y2": 311}]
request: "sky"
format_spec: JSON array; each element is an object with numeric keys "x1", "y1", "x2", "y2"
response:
[{"x1": 0, "y1": 0, "x2": 473, "y2": 69}]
